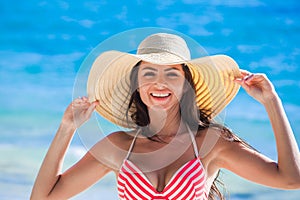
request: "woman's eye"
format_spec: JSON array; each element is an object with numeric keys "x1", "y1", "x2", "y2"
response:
[
  {"x1": 143, "y1": 72, "x2": 155, "y2": 77},
  {"x1": 166, "y1": 72, "x2": 179, "y2": 77}
]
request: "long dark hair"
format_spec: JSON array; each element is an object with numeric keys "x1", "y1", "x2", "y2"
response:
[{"x1": 126, "y1": 62, "x2": 253, "y2": 199}]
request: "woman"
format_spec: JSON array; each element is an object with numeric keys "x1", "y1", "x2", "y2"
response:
[{"x1": 31, "y1": 33, "x2": 300, "y2": 200}]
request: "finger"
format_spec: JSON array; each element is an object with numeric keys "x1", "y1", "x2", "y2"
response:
[
  {"x1": 73, "y1": 97, "x2": 82, "y2": 103},
  {"x1": 235, "y1": 69, "x2": 252, "y2": 81},
  {"x1": 235, "y1": 78, "x2": 250, "y2": 91},
  {"x1": 252, "y1": 73, "x2": 266, "y2": 80},
  {"x1": 239, "y1": 69, "x2": 252, "y2": 76},
  {"x1": 74, "y1": 96, "x2": 87, "y2": 102},
  {"x1": 85, "y1": 101, "x2": 99, "y2": 118},
  {"x1": 244, "y1": 73, "x2": 267, "y2": 84},
  {"x1": 234, "y1": 72, "x2": 252, "y2": 92},
  {"x1": 73, "y1": 96, "x2": 89, "y2": 104},
  {"x1": 244, "y1": 73, "x2": 254, "y2": 82},
  {"x1": 72, "y1": 101, "x2": 90, "y2": 110},
  {"x1": 81, "y1": 96, "x2": 88, "y2": 101}
]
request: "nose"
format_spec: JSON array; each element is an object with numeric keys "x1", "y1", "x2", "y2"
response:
[{"x1": 155, "y1": 74, "x2": 167, "y2": 89}]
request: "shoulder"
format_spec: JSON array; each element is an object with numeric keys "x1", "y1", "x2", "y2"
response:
[
  {"x1": 107, "y1": 130, "x2": 136, "y2": 140},
  {"x1": 105, "y1": 130, "x2": 137, "y2": 148},
  {"x1": 195, "y1": 127, "x2": 220, "y2": 158},
  {"x1": 95, "y1": 130, "x2": 138, "y2": 150},
  {"x1": 195, "y1": 126, "x2": 246, "y2": 170},
  {"x1": 89, "y1": 130, "x2": 137, "y2": 171}
]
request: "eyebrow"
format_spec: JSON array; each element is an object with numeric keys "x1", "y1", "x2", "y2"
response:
[
  {"x1": 141, "y1": 66, "x2": 180, "y2": 72},
  {"x1": 165, "y1": 67, "x2": 180, "y2": 72},
  {"x1": 141, "y1": 67, "x2": 157, "y2": 71}
]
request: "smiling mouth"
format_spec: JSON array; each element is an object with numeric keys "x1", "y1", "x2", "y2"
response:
[{"x1": 150, "y1": 93, "x2": 171, "y2": 98}]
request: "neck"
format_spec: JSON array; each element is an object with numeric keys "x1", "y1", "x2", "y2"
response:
[{"x1": 148, "y1": 105, "x2": 185, "y2": 137}]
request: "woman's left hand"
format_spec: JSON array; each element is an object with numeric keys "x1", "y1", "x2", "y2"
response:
[{"x1": 234, "y1": 70, "x2": 277, "y2": 105}]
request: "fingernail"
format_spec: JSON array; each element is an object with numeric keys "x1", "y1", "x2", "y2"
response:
[{"x1": 244, "y1": 73, "x2": 254, "y2": 81}]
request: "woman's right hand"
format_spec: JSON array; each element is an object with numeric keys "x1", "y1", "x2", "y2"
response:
[
  {"x1": 31, "y1": 97, "x2": 101, "y2": 200},
  {"x1": 61, "y1": 96, "x2": 99, "y2": 129}
]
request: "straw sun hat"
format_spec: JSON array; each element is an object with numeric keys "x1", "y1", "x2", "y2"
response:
[{"x1": 87, "y1": 33, "x2": 241, "y2": 128}]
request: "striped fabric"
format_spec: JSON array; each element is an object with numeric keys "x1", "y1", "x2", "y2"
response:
[{"x1": 117, "y1": 157, "x2": 207, "y2": 200}]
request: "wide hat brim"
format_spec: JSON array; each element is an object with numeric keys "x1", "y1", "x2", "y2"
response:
[{"x1": 87, "y1": 50, "x2": 241, "y2": 128}]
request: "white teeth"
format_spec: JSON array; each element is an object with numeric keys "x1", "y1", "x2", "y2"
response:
[{"x1": 151, "y1": 93, "x2": 170, "y2": 97}]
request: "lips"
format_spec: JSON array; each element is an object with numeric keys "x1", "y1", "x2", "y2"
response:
[
  {"x1": 150, "y1": 92, "x2": 172, "y2": 105},
  {"x1": 150, "y1": 93, "x2": 171, "y2": 98}
]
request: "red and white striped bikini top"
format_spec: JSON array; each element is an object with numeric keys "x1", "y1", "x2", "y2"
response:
[{"x1": 117, "y1": 127, "x2": 208, "y2": 200}]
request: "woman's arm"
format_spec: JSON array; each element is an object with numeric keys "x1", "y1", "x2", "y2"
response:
[
  {"x1": 216, "y1": 71, "x2": 300, "y2": 189},
  {"x1": 30, "y1": 97, "x2": 111, "y2": 199},
  {"x1": 264, "y1": 93, "x2": 300, "y2": 187}
]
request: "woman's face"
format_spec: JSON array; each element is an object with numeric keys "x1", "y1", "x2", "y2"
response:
[{"x1": 137, "y1": 61, "x2": 186, "y2": 110}]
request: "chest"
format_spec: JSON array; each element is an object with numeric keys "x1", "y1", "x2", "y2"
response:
[
  {"x1": 117, "y1": 157, "x2": 207, "y2": 199},
  {"x1": 123, "y1": 136, "x2": 203, "y2": 192}
]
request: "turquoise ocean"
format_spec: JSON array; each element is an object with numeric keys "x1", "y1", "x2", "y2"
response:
[{"x1": 1, "y1": 0, "x2": 300, "y2": 199}]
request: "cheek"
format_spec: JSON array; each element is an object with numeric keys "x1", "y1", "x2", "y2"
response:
[
  {"x1": 172, "y1": 87, "x2": 184, "y2": 102},
  {"x1": 138, "y1": 83, "x2": 151, "y2": 102},
  {"x1": 138, "y1": 74, "x2": 150, "y2": 89},
  {"x1": 138, "y1": 79, "x2": 151, "y2": 92},
  {"x1": 170, "y1": 79, "x2": 185, "y2": 95}
]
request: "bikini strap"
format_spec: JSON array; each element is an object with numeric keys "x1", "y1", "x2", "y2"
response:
[
  {"x1": 186, "y1": 125, "x2": 199, "y2": 158},
  {"x1": 125, "y1": 129, "x2": 141, "y2": 160}
]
